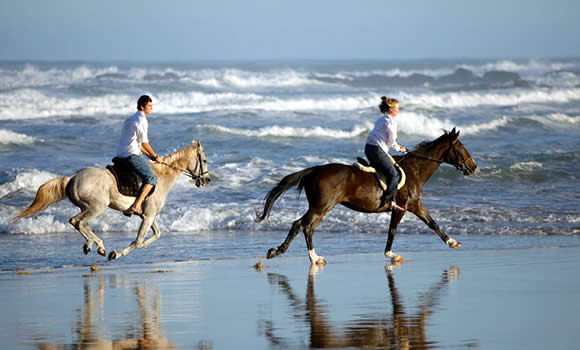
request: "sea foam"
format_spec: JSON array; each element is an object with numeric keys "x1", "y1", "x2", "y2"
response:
[
  {"x1": 0, "y1": 169, "x2": 58, "y2": 198},
  {"x1": 3, "y1": 87, "x2": 580, "y2": 120},
  {"x1": 198, "y1": 124, "x2": 369, "y2": 139},
  {"x1": 0, "y1": 129, "x2": 41, "y2": 145}
]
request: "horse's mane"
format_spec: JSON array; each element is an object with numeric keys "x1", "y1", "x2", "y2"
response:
[
  {"x1": 152, "y1": 141, "x2": 199, "y2": 177},
  {"x1": 419, "y1": 130, "x2": 453, "y2": 149},
  {"x1": 399, "y1": 129, "x2": 455, "y2": 161}
]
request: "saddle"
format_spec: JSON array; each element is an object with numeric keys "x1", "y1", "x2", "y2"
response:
[
  {"x1": 354, "y1": 156, "x2": 406, "y2": 191},
  {"x1": 106, "y1": 157, "x2": 155, "y2": 197}
]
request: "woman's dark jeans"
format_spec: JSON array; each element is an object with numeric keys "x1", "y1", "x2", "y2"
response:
[{"x1": 364, "y1": 144, "x2": 400, "y2": 203}]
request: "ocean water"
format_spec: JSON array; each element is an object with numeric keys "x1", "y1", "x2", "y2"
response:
[{"x1": 0, "y1": 59, "x2": 579, "y2": 269}]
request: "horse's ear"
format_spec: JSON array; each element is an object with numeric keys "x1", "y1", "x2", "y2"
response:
[{"x1": 450, "y1": 127, "x2": 460, "y2": 139}]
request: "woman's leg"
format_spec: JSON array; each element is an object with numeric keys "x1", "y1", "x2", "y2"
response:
[{"x1": 365, "y1": 144, "x2": 401, "y2": 206}]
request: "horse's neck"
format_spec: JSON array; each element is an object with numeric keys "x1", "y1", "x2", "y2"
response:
[
  {"x1": 167, "y1": 152, "x2": 190, "y2": 172},
  {"x1": 405, "y1": 142, "x2": 449, "y2": 184},
  {"x1": 155, "y1": 150, "x2": 192, "y2": 190}
]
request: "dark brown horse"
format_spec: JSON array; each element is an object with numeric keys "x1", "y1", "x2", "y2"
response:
[{"x1": 256, "y1": 128, "x2": 477, "y2": 264}]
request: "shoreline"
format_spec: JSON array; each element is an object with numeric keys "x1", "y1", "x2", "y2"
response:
[
  {"x1": 2, "y1": 246, "x2": 580, "y2": 349},
  {"x1": 2, "y1": 238, "x2": 580, "y2": 273}
]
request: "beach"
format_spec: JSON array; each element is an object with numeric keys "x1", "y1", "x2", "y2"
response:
[{"x1": 2, "y1": 241, "x2": 580, "y2": 349}]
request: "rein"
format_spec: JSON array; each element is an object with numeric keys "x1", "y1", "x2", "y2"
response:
[
  {"x1": 401, "y1": 139, "x2": 472, "y2": 172},
  {"x1": 158, "y1": 152, "x2": 208, "y2": 181},
  {"x1": 403, "y1": 151, "x2": 444, "y2": 164}
]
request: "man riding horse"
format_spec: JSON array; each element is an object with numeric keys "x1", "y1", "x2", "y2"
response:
[{"x1": 117, "y1": 95, "x2": 165, "y2": 218}]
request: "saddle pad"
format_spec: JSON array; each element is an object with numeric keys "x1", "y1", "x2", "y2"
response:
[{"x1": 354, "y1": 156, "x2": 406, "y2": 191}]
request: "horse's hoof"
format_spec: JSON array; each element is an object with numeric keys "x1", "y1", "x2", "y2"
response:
[
  {"x1": 315, "y1": 257, "x2": 327, "y2": 265},
  {"x1": 108, "y1": 251, "x2": 118, "y2": 261},
  {"x1": 385, "y1": 251, "x2": 404, "y2": 263},
  {"x1": 392, "y1": 255, "x2": 405, "y2": 263},
  {"x1": 447, "y1": 239, "x2": 462, "y2": 249},
  {"x1": 83, "y1": 244, "x2": 91, "y2": 255},
  {"x1": 97, "y1": 248, "x2": 106, "y2": 257},
  {"x1": 266, "y1": 248, "x2": 277, "y2": 259}
]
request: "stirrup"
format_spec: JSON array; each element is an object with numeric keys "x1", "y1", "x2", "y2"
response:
[{"x1": 386, "y1": 201, "x2": 404, "y2": 212}]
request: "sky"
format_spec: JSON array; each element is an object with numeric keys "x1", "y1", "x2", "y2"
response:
[{"x1": 0, "y1": 0, "x2": 578, "y2": 61}]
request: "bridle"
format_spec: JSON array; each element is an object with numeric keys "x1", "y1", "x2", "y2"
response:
[
  {"x1": 159, "y1": 152, "x2": 208, "y2": 183},
  {"x1": 403, "y1": 139, "x2": 473, "y2": 173}
]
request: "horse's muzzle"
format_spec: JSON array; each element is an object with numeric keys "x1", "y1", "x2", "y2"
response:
[
  {"x1": 196, "y1": 176, "x2": 211, "y2": 187},
  {"x1": 462, "y1": 159, "x2": 478, "y2": 176}
]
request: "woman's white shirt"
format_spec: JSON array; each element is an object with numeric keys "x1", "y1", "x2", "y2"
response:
[{"x1": 366, "y1": 113, "x2": 403, "y2": 154}]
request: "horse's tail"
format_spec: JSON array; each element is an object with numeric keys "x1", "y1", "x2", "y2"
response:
[
  {"x1": 11, "y1": 176, "x2": 72, "y2": 223},
  {"x1": 255, "y1": 167, "x2": 317, "y2": 222}
]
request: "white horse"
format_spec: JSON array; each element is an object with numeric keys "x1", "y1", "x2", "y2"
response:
[{"x1": 12, "y1": 140, "x2": 210, "y2": 260}]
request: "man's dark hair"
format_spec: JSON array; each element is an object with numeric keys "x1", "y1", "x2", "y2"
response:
[{"x1": 137, "y1": 95, "x2": 152, "y2": 111}]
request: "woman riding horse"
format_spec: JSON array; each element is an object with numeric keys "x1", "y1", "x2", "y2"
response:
[
  {"x1": 256, "y1": 128, "x2": 477, "y2": 265},
  {"x1": 365, "y1": 96, "x2": 407, "y2": 211}
]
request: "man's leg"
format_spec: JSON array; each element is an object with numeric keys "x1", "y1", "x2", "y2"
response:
[
  {"x1": 129, "y1": 183, "x2": 154, "y2": 215},
  {"x1": 125, "y1": 155, "x2": 157, "y2": 217}
]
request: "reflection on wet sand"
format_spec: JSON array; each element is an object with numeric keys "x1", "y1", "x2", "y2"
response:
[
  {"x1": 262, "y1": 264, "x2": 461, "y2": 349},
  {"x1": 36, "y1": 274, "x2": 176, "y2": 350}
]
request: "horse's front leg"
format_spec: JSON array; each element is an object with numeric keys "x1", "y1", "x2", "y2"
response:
[
  {"x1": 385, "y1": 207, "x2": 406, "y2": 262},
  {"x1": 411, "y1": 202, "x2": 461, "y2": 249},
  {"x1": 141, "y1": 220, "x2": 161, "y2": 248},
  {"x1": 108, "y1": 216, "x2": 155, "y2": 260}
]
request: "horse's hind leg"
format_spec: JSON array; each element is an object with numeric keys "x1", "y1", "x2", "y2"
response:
[
  {"x1": 267, "y1": 218, "x2": 303, "y2": 259},
  {"x1": 384, "y1": 207, "x2": 406, "y2": 262},
  {"x1": 302, "y1": 211, "x2": 326, "y2": 265},
  {"x1": 69, "y1": 207, "x2": 107, "y2": 256}
]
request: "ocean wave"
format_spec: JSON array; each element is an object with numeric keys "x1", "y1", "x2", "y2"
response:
[
  {"x1": 0, "y1": 64, "x2": 121, "y2": 89},
  {"x1": 0, "y1": 89, "x2": 379, "y2": 119},
  {"x1": 4, "y1": 213, "x2": 72, "y2": 234},
  {"x1": 0, "y1": 89, "x2": 134, "y2": 120},
  {"x1": 400, "y1": 113, "x2": 514, "y2": 138},
  {"x1": 458, "y1": 59, "x2": 579, "y2": 77},
  {"x1": 196, "y1": 112, "x2": 516, "y2": 140},
  {"x1": 527, "y1": 113, "x2": 580, "y2": 126},
  {"x1": 2, "y1": 60, "x2": 579, "y2": 95},
  {"x1": 311, "y1": 60, "x2": 567, "y2": 82},
  {"x1": 0, "y1": 64, "x2": 323, "y2": 90},
  {"x1": 3, "y1": 197, "x2": 578, "y2": 235},
  {"x1": 199, "y1": 112, "x2": 513, "y2": 140},
  {"x1": 0, "y1": 129, "x2": 41, "y2": 145},
  {"x1": 2, "y1": 85, "x2": 580, "y2": 122},
  {"x1": 509, "y1": 161, "x2": 543, "y2": 172},
  {"x1": 0, "y1": 169, "x2": 58, "y2": 198},
  {"x1": 198, "y1": 124, "x2": 369, "y2": 139},
  {"x1": 402, "y1": 88, "x2": 580, "y2": 109},
  {"x1": 473, "y1": 162, "x2": 551, "y2": 183}
]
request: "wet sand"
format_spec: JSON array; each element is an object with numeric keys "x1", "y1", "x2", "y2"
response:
[{"x1": 1, "y1": 246, "x2": 580, "y2": 349}]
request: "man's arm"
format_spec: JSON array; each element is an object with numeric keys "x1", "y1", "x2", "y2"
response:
[{"x1": 141, "y1": 142, "x2": 164, "y2": 162}]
